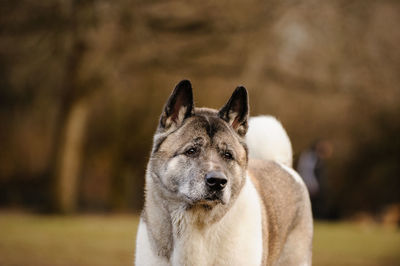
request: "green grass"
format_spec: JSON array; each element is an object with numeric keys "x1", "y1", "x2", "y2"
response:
[
  {"x1": 0, "y1": 212, "x2": 399, "y2": 266},
  {"x1": 0, "y1": 212, "x2": 140, "y2": 266},
  {"x1": 313, "y1": 221, "x2": 400, "y2": 266}
]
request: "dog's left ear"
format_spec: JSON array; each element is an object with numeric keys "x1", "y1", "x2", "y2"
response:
[
  {"x1": 159, "y1": 80, "x2": 194, "y2": 132},
  {"x1": 219, "y1": 86, "x2": 249, "y2": 137}
]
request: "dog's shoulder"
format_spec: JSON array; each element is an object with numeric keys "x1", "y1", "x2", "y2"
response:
[
  {"x1": 248, "y1": 159, "x2": 310, "y2": 263},
  {"x1": 248, "y1": 159, "x2": 307, "y2": 202},
  {"x1": 248, "y1": 159, "x2": 308, "y2": 229}
]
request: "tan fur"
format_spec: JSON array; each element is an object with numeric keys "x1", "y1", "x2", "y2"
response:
[
  {"x1": 135, "y1": 81, "x2": 313, "y2": 265},
  {"x1": 249, "y1": 160, "x2": 313, "y2": 265}
]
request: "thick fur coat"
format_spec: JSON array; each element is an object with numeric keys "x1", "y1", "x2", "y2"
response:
[{"x1": 135, "y1": 80, "x2": 313, "y2": 266}]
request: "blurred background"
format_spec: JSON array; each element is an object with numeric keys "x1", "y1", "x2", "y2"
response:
[{"x1": 0, "y1": 0, "x2": 399, "y2": 265}]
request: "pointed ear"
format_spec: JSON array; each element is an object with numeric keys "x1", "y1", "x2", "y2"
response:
[
  {"x1": 159, "y1": 80, "x2": 194, "y2": 132},
  {"x1": 218, "y1": 86, "x2": 249, "y2": 137}
]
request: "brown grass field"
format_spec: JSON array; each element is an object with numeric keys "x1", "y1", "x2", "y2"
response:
[{"x1": 0, "y1": 212, "x2": 399, "y2": 266}]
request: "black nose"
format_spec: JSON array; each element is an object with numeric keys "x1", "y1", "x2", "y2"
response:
[{"x1": 205, "y1": 171, "x2": 227, "y2": 191}]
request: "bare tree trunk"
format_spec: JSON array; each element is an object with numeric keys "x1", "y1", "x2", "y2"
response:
[
  {"x1": 55, "y1": 99, "x2": 89, "y2": 213},
  {"x1": 50, "y1": 0, "x2": 90, "y2": 213}
]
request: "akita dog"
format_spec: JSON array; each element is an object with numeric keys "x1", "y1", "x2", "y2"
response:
[{"x1": 135, "y1": 80, "x2": 313, "y2": 265}]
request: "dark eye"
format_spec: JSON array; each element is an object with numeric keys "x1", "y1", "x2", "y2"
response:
[
  {"x1": 185, "y1": 147, "x2": 198, "y2": 156},
  {"x1": 223, "y1": 151, "x2": 234, "y2": 160}
]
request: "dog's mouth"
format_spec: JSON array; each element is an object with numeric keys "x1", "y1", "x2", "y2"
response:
[
  {"x1": 181, "y1": 188, "x2": 229, "y2": 208},
  {"x1": 185, "y1": 193, "x2": 225, "y2": 208},
  {"x1": 205, "y1": 194, "x2": 223, "y2": 202},
  {"x1": 200, "y1": 192, "x2": 226, "y2": 205}
]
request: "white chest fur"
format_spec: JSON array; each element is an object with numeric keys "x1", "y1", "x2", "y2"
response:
[{"x1": 135, "y1": 176, "x2": 263, "y2": 266}]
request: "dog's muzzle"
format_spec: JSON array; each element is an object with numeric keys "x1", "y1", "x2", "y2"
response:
[{"x1": 202, "y1": 171, "x2": 227, "y2": 204}]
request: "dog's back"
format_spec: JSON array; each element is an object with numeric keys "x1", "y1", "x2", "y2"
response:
[{"x1": 246, "y1": 116, "x2": 313, "y2": 265}]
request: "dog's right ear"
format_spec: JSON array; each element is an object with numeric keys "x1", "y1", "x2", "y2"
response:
[
  {"x1": 159, "y1": 80, "x2": 194, "y2": 132},
  {"x1": 218, "y1": 86, "x2": 249, "y2": 137}
]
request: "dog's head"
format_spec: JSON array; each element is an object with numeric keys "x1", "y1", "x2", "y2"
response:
[{"x1": 148, "y1": 80, "x2": 249, "y2": 219}]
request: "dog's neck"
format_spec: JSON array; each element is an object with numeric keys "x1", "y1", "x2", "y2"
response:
[
  {"x1": 143, "y1": 174, "x2": 263, "y2": 265},
  {"x1": 143, "y1": 175, "x2": 217, "y2": 260},
  {"x1": 143, "y1": 174, "x2": 175, "y2": 259}
]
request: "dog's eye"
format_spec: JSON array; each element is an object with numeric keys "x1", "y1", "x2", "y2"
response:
[
  {"x1": 222, "y1": 151, "x2": 234, "y2": 160},
  {"x1": 185, "y1": 147, "x2": 198, "y2": 156}
]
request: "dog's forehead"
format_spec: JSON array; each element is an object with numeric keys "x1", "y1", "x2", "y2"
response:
[
  {"x1": 155, "y1": 107, "x2": 247, "y2": 156},
  {"x1": 161, "y1": 109, "x2": 233, "y2": 146},
  {"x1": 183, "y1": 111, "x2": 231, "y2": 140}
]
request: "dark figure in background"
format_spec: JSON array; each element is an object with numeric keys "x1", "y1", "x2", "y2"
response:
[{"x1": 297, "y1": 139, "x2": 332, "y2": 219}]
